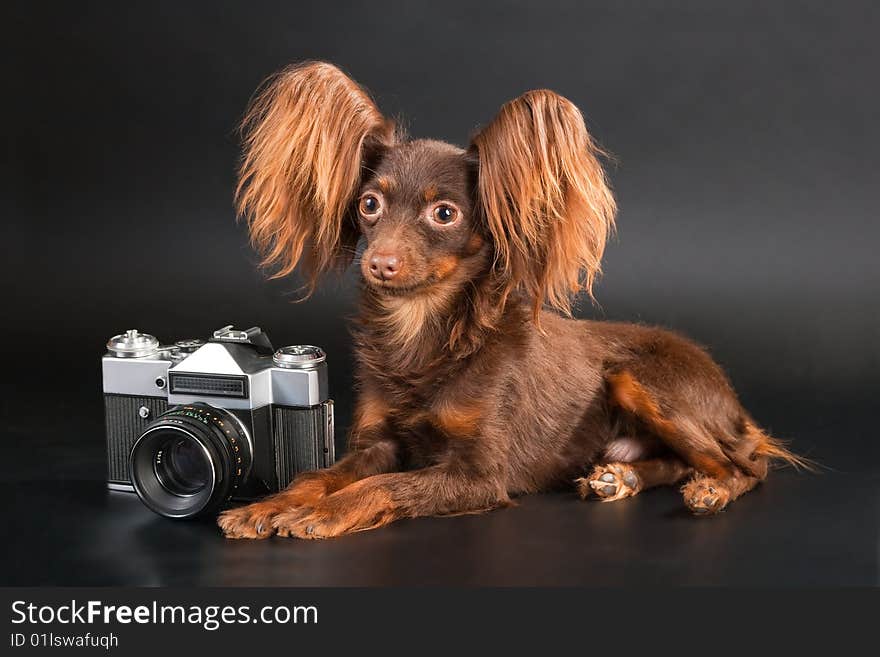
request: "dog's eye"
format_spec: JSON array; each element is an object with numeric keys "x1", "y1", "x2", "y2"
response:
[
  {"x1": 432, "y1": 204, "x2": 458, "y2": 225},
  {"x1": 359, "y1": 194, "x2": 381, "y2": 217}
]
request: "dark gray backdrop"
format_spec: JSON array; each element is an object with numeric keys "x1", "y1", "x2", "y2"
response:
[
  {"x1": 2, "y1": 1, "x2": 878, "y2": 575},
  {"x1": 0, "y1": 0, "x2": 880, "y2": 586}
]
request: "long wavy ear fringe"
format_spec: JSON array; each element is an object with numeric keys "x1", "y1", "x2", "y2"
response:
[
  {"x1": 236, "y1": 61, "x2": 396, "y2": 294},
  {"x1": 469, "y1": 89, "x2": 616, "y2": 317}
]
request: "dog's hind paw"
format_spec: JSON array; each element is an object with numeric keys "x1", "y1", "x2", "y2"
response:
[
  {"x1": 576, "y1": 463, "x2": 640, "y2": 501},
  {"x1": 681, "y1": 476, "x2": 730, "y2": 516}
]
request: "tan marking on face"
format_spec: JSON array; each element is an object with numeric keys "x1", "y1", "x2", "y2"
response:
[
  {"x1": 466, "y1": 233, "x2": 484, "y2": 255},
  {"x1": 423, "y1": 184, "x2": 438, "y2": 203},
  {"x1": 376, "y1": 176, "x2": 394, "y2": 194},
  {"x1": 433, "y1": 255, "x2": 459, "y2": 281}
]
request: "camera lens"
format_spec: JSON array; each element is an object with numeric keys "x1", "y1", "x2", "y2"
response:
[
  {"x1": 154, "y1": 436, "x2": 211, "y2": 495},
  {"x1": 129, "y1": 404, "x2": 251, "y2": 519}
]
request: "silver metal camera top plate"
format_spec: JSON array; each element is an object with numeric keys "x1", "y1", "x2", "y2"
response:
[
  {"x1": 273, "y1": 345, "x2": 326, "y2": 369},
  {"x1": 106, "y1": 329, "x2": 160, "y2": 358},
  {"x1": 102, "y1": 354, "x2": 172, "y2": 397},
  {"x1": 103, "y1": 331, "x2": 329, "y2": 408}
]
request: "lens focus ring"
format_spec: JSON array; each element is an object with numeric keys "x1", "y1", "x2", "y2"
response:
[{"x1": 129, "y1": 404, "x2": 251, "y2": 519}]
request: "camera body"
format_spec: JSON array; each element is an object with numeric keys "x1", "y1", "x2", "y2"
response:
[{"x1": 102, "y1": 325, "x2": 334, "y2": 518}]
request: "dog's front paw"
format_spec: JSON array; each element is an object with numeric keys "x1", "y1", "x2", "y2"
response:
[
  {"x1": 218, "y1": 501, "x2": 282, "y2": 539},
  {"x1": 270, "y1": 506, "x2": 343, "y2": 540},
  {"x1": 272, "y1": 484, "x2": 397, "y2": 539},
  {"x1": 272, "y1": 504, "x2": 369, "y2": 540}
]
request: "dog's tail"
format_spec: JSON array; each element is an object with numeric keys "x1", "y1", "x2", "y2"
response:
[{"x1": 747, "y1": 423, "x2": 817, "y2": 471}]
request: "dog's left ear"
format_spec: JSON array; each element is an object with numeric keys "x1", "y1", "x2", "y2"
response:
[{"x1": 469, "y1": 89, "x2": 616, "y2": 316}]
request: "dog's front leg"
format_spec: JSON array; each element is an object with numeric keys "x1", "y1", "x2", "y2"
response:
[
  {"x1": 218, "y1": 439, "x2": 398, "y2": 539},
  {"x1": 271, "y1": 465, "x2": 509, "y2": 539}
]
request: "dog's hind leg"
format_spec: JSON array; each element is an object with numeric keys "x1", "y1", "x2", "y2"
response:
[
  {"x1": 604, "y1": 365, "x2": 775, "y2": 516},
  {"x1": 576, "y1": 457, "x2": 692, "y2": 501}
]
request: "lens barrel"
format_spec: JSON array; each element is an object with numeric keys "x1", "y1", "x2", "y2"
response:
[{"x1": 130, "y1": 403, "x2": 251, "y2": 518}]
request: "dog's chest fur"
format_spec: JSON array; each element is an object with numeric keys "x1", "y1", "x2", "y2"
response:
[{"x1": 351, "y1": 289, "x2": 525, "y2": 469}]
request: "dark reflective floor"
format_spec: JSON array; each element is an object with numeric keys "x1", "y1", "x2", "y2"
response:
[{"x1": 2, "y1": 386, "x2": 877, "y2": 586}]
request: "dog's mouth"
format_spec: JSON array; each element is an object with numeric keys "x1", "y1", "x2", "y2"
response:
[{"x1": 362, "y1": 276, "x2": 434, "y2": 296}]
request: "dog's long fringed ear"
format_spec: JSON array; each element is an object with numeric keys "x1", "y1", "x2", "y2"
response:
[
  {"x1": 236, "y1": 62, "x2": 395, "y2": 291},
  {"x1": 469, "y1": 90, "x2": 616, "y2": 316}
]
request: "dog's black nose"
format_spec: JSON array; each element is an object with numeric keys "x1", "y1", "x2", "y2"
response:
[{"x1": 369, "y1": 253, "x2": 401, "y2": 281}]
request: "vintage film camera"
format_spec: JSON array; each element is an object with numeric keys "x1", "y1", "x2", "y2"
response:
[{"x1": 102, "y1": 325, "x2": 334, "y2": 518}]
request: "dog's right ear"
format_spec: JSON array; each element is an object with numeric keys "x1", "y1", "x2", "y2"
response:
[{"x1": 236, "y1": 61, "x2": 395, "y2": 291}]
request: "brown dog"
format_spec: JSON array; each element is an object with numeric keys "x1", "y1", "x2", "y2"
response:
[{"x1": 218, "y1": 61, "x2": 806, "y2": 539}]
